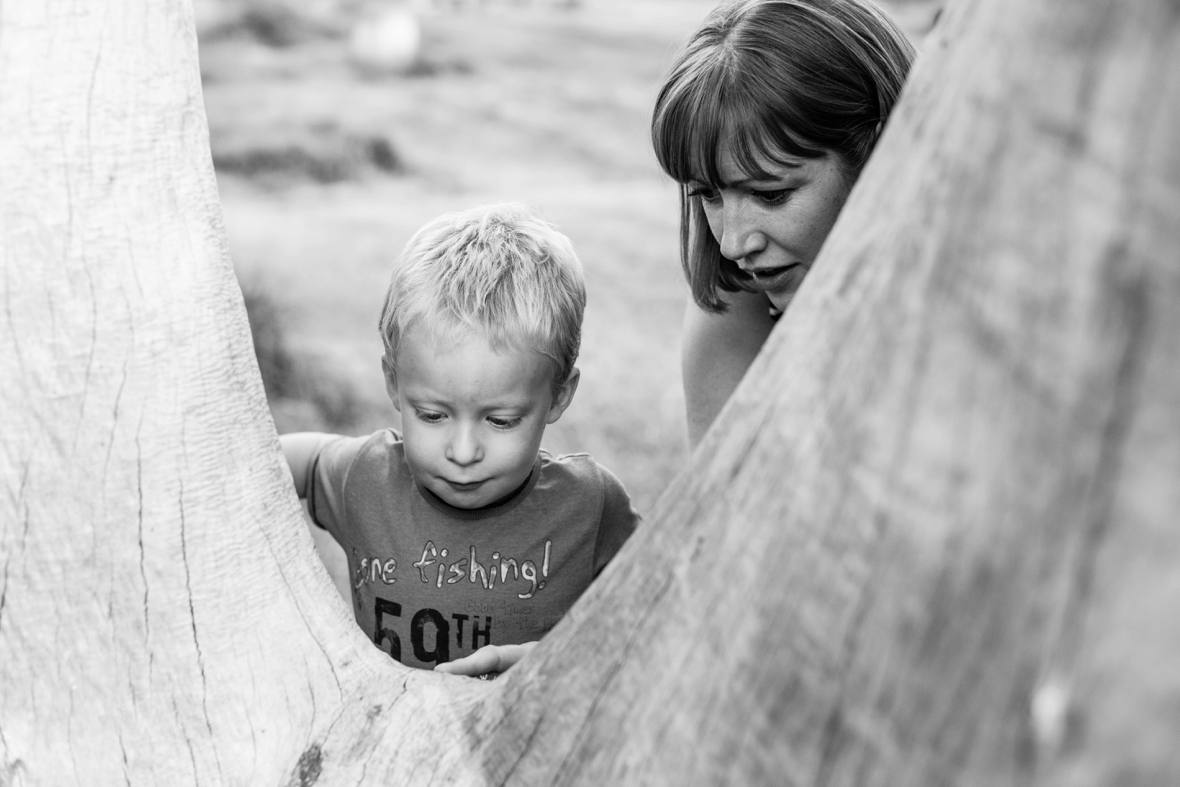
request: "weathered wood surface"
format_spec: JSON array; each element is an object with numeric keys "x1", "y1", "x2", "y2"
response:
[
  {"x1": 0, "y1": 3, "x2": 480, "y2": 785},
  {"x1": 1, "y1": 0, "x2": 1176, "y2": 784}
]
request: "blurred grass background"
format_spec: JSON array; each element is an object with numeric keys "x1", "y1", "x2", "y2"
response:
[{"x1": 200, "y1": 0, "x2": 943, "y2": 524}]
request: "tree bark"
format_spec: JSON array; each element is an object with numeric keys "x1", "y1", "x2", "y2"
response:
[{"x1": 1, "y1": 0, "x2": 1176, "y2": 784}]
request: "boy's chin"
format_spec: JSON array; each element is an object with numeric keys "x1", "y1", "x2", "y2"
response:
[
  {"x1": 430, "y1": 473, "x2": 534, "y2": 511},
  {"x1": 427, "y1": 479, "x2": 500, "y2": 510}
]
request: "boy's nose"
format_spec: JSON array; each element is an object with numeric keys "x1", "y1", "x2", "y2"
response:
[{"x1": 445, "y1": 424, "x2": 483, "y2": 466}]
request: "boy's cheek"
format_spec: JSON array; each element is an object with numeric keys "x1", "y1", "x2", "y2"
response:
[{"x1": 400, "y1": 442, "x2": 431, "y2": 479}]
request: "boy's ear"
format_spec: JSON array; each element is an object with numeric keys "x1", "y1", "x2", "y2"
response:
[
  {"x1": 546, "y1": 367, "x2": 580, "y2": 424},
  {"x1": 381, "y1": 356, "x2": 402, "y2": 413}
]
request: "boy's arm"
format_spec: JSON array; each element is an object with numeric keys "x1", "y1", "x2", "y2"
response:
[
  {"x1": 593, "y1": 464, "x2": 641, "y2": 575},
  {"x1": 279, "y1": 432, "x2": 335, "y2": 499}
]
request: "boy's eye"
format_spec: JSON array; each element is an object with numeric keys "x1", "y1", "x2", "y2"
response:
[
  {"x1": 487, "y1": 415, "x2": 522, "y2": 430},
  {"x1": 415, "y1": 410, "x2": 445, "y2": 424}
]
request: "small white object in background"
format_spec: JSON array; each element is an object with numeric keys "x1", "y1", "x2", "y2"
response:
[
  {"x1": 1030, "y1": 672, "x2": 1073, "y2": 757},
  {"x1": 348, "y1": 4, "x2": 422, "y2": 74}
]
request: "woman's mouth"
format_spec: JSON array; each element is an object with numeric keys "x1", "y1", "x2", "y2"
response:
[{"x1": 735, "y1": 263, "x2": 807, "y2": 294}]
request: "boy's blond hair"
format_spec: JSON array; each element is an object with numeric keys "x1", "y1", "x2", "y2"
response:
[{"x1": 379, "y1": 202, "x2": 585, "y2": 391}]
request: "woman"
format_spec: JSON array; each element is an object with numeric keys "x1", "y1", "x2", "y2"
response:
[{"x1": 652, "y1": 0, "x2": 916, "y2": 447}]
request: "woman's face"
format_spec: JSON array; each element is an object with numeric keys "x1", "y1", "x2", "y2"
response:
[{"x1": 688, "y1": 139, "x2": 854, "y2": 313}]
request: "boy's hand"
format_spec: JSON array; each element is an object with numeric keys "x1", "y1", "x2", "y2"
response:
[{"x1": 434, "y1": 642, "x2": 536, "y2": 679}]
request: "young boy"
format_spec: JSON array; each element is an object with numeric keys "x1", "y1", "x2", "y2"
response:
[{"x1": 280, "y1": 202, "x2": 640, "y2": 676}]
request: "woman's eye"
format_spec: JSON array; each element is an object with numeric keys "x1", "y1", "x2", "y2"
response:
[
  {"x1": 487, "y1": 416, "x2": 522, "y2": 430},
  {"x1": 686, "y1": 184, "x2": 719, "y2": 203},
  {"x1": 415, "y1": 410, "x2": 445, "y2": 424},
  {"x1": 754, "y1": 188, "x2": 793, "y2": 206}
]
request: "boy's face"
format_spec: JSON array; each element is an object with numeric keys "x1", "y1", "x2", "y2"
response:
[{"x1": 385, "y1": 327, "x2": 578, "y2": 510}]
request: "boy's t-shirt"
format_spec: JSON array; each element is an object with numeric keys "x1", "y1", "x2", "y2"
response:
[{"x1": 305, "y1": 429, "x2": 639, "y2": 670}]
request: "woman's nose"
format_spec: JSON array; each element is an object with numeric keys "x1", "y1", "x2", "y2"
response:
[
  {"x1": 445, "y1": 423, "x2": 483, "y2": 466},
  {"x1": 717, "y1": 200, "x2": 767, "y2": 263}
]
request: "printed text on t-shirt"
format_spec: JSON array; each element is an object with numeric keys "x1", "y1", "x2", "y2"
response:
[{"x1": 353, "y1": 539, "x2": 553, "y2": 600}]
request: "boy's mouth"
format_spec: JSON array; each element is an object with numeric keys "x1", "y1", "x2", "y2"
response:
[{"x1": 444, "y1": 479, "x2": 486, "y2": 492}]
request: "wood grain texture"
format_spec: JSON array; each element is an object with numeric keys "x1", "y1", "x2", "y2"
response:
[
  {"x1": 1, "y1": 0, "x2": 1175, "y2": 784},
  {"x1": 0, "y1": 2, "x2": 474, "y2": 784}
]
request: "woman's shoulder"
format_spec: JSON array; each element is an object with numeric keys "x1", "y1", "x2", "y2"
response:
[{"x1": 681, "y1": 291, "x2": 776, "y2": 446}]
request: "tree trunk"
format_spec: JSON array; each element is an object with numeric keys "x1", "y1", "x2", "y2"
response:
[{"x1": 1, "y1": 0, "x2": 1175, "y2": 784}]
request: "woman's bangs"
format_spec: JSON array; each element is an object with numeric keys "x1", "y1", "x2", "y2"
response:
[
  {"x1": 655, "y1": 57, "x2": 830, "y2": 186},
  {"x1": 727, "y1": 101, "x2": 786, "y2": 180},
  {"x1": 654, "y1": 65, "x2": 729, "y2": 185},
  {"x1": 729, "y1": 89, "x2": 826, "y2": 177}
]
